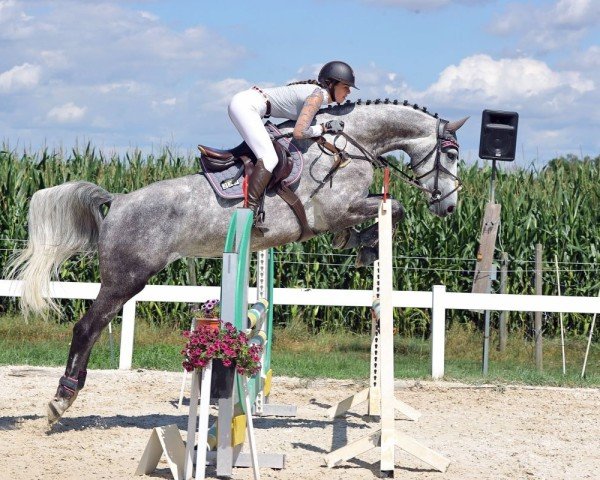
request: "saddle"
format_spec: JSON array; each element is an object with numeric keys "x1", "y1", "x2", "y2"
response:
[
  {"x1": 198, "y1": 123, "x2": 314, "y2": 242},
  {"x1": 199, "y1": 137, "x2": 292, "y2": 190}
]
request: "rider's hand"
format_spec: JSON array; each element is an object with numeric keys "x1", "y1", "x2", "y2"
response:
[{"x1": 321, "y1": 119, "x2": 345, "y2": 134}]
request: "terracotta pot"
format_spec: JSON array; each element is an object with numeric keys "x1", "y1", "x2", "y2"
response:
[{"x1": 196, "y1": 318, "x2": 222, "y2": 332}]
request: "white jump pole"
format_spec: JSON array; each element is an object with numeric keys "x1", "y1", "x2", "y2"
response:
[
  {"x1": 184, "y1": 367, "x2": 200, "y2": 480},
  {"x1": 119, "y1": 299, "x2": 136, "y2": 370},
  {"x1": 431, "y1": 285, "x2": 447, "y2": 379},
  {"x1": 326, "y1": 195, "x2": 449, "y2": 475}
]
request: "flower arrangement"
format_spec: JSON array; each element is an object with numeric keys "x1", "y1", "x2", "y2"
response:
[
  {"x1": 198, "y1": 298, "x2": 220, "y2": 318},
  {"x1": 182, "y1": 321, "x2": 263, "y2": 376}
]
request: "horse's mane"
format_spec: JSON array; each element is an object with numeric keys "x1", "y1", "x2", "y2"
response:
[{"x1": 318, "y1": 99, "x2": 441, "y2": 120}]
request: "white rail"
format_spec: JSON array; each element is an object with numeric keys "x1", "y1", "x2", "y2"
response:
[{"x1": 1, "y1": 280, "x2": 599, "y2": 375}]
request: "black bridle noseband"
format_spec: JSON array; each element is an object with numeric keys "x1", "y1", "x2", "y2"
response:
[{"x1": 320, "y1": 118, "x2": 462, "y2": 205}]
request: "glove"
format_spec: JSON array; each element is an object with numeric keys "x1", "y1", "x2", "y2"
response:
[{"x1": 322, "y1": 119, "x2": 345, "y2": 134}]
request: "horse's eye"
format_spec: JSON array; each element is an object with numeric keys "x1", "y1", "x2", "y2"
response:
[{"x1": 446, "y1": 151, "x2": 457, "y2": 161}]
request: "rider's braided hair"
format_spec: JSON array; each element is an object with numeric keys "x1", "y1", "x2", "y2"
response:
[{"x1": 287, "y1": 79, "x2": 326, "y2": 88}]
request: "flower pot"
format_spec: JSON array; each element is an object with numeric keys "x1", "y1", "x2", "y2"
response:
[
  {"x1": 196, "y1": 317, "x2": 222, "y2": 332},
  {"x1": 210, "y1": 358, "x2": 236, "y2": 400}
]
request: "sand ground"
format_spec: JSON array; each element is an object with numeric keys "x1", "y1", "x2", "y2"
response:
[{"x1": 0, "y1": 366, "x2": 598, "y2": 480}]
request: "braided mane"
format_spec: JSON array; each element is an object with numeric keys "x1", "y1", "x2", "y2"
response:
[{"x1": 319, "y1": 98, "x2": 440, "y2": 119}]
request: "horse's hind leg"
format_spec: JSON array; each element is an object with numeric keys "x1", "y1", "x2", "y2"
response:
[{"x1": 47, "y1": 281, "x2": 146, "y2": 424}]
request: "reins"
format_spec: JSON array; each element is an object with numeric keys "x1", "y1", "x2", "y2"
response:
[{"x1": 313, "y1": 120, "x2": 462, "y2": 205}]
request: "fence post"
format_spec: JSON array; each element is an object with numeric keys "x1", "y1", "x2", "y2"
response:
[
  {"x1": 498, "y1": 252, "x2": 509, "y2": 352},
  {"x1": 119, "y1": 299, "x2": 137, "y2": 370},
  {"x1": 187, "y1": 258, "x2": 200, "y2": 312},
  {"x1": 534, "y1": 244, "x2": 543, "y2": 372},
  {"x1": 431, "y1": 285, "x2": 446, "y2": 379}
]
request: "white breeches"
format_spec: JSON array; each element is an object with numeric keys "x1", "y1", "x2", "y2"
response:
[{"x1": 228, "y1": 89, "x2": 278, "y2": 172}]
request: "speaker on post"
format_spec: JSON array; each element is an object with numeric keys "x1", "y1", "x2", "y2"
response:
[{"x1": 479, "y1": 110, "x2": 519, "y2": 161}]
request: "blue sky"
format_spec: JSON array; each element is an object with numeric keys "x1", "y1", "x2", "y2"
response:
[{"x1": 0, "y1": 0, "x2": 598, "y2": 166}]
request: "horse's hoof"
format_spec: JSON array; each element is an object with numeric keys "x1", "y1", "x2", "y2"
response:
[
  {"x1": 47, "y1": 392, "x2": 77, "y2": 425},
  {"x1": 332, "y1": 229, "x2": 351, "y2": 249},
  {"x1": 332, "y1": 227, "x2": 360, "y2": 250},
  {"x1": 355, "y1": 246, "x2": 378, "y2": 267}
]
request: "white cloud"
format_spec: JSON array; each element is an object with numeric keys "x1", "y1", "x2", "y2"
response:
[
  {"x1": 568, "y1": 45, "x2": 600, "y2": 70},
  {"x1": 390, "y1": 52, "x2": 599, "y2": 165},
  {"x1": 489, "y1": 0, "x2": 600, "y2": 52},
  {"x1": 0, "y1": 1, "x2": 245, "y2": 85},
  {"x1": 360, "y1": 0, "x2": 488, "y2": 11},
  {"x1": 420, "y1": 54, "x2": 594, "y2": 109},
  {"x1": 138, "y1": 10, "x2": 158, "y2": 22},
  {"x1": 201, "y1": 78, "x2": 251, "y2": 111},
  {"x1": 0, "y1": 1, "x2": 595, "y2": 163},
  {"x1": 97, "y1": 81, "x2": 142, "y2": 94},
  {"x1": 151, "y1": 97, "x2": 177, "y2": 109},
  {"x1": 363, "y1": 0, "x2": 449, "y2": 9},
  {"x1": 0, "y1": 0, "x2": 35, "y2": 40},
  {"x1": 39, "y1": 50, "x2": 69, "y2": 69},
  {"x1": 0, "y1": 0, "x2": 248, "y2": 151},
  {"x1": 554, "y1": 0, "x2": 596, "y2": 27},
  {"x1": 47, "y1": 102, "x2": 86, "y2": 123},
  {"x1": 0, "y1": 63, "x2": 41, "y2": 92}
]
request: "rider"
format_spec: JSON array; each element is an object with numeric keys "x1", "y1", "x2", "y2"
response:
[{"x1": 228, "y1": 60, "x2": 358, "y2": 232}]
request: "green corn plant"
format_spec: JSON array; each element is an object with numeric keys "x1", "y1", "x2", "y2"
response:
[{"x1": 0, "y1": 147, "x2": 598, "y2": 336}]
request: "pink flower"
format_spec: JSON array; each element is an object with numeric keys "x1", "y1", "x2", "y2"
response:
[{"x1": 182, "y1": 321, "x2": 263, "y2": 377}]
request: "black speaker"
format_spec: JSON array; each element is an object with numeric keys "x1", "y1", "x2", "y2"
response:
[{"x1": 479, "y1": 110, "x2": 519, "y2": 161}]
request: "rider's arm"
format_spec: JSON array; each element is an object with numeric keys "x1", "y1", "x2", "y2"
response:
[{"x1": 293, "y1": 88, "x2": 325, "y2": 139}]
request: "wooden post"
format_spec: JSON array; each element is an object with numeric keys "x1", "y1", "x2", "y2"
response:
[
  {"x1": 472, "y1": 203, "x2": 502, "y2": 296},
  {"x1": 534, "y1": 244, "x2": 543, "y2": 372},
  {"x1": 498, "y1": 253, "x2": 508, "y2": 352},
  {"x1": 554, "y1": 255, "x2": 567, "y2": 375}
]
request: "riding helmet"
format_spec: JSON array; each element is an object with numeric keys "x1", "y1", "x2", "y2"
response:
[{"x1": 318, "y1": 61, "x2": 359, "y2": 89}]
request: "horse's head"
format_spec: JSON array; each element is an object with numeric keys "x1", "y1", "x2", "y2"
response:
[{"x1": 410, "y1": 117, "x2": 468, "y2": 217}]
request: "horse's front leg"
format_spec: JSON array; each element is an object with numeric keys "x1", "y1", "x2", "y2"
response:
[{"x1": 332, "y1": 194, "x2": 404, "y2": 266}]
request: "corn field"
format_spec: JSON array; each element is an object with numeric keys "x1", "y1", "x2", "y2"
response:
[{"x1": 0, "y1": 145, "x2": 598, "y2": 336}]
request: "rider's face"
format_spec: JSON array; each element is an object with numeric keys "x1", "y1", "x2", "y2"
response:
[{"x1": 333, "y1": 82, "x2": 351, "y2": 103}]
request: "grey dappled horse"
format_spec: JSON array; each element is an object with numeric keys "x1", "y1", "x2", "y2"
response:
[{"x1": 8, "y1": 100, "x2": 467, "y2": 423}]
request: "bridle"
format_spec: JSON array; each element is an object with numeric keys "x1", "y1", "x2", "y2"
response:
[
  {"x1": 405, "y1": 119, "x2": 462, "y2": 204},
  {"x1": 318, "y1": 118, "x2": 462, "y2": 205}
]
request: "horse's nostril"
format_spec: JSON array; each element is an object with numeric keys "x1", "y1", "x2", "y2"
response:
[{"x1": 447, "y1": 205, "x2": 455, "y2": 214}]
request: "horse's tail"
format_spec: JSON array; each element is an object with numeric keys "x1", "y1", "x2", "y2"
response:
[{"x1": 6, "y1": 181, "x2": 114, "y2": 317}]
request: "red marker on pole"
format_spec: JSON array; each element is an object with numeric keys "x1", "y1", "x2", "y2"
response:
[
  {"x1": 383, "y1": 167, "x2": 390, "y2": 202},
  {"x1": 242, "y1": 175, "x2": 249, "y2": 208}
]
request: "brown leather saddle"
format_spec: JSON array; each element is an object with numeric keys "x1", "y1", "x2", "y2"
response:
[
  {"x1": 198, "y1": 138, "x2": 292, "y2": 190},
  {"x1": 198, "y1": 135, "x2": 314, "y2": 242}
]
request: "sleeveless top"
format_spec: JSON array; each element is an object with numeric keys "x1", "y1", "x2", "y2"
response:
[{"x1": 261, "y1": 84, "x2": 330, "y2": 120}]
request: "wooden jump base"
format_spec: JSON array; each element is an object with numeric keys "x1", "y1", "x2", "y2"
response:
[{"x1": 325, "y1": 198, "x2": 450, "y2": 476}]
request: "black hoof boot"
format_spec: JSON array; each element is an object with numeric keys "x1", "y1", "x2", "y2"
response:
[{"x1": 355, "y1": 246, "x2": 379, "y2": 267}]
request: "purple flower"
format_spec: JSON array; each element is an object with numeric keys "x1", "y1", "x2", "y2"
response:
[{"x1": 182, "y1": 319, "x2": 264, "y2": 376}]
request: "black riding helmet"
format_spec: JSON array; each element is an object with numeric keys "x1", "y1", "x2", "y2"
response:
[{"x1": 318, "y1": 61, "x2": 359, "y2": 101}]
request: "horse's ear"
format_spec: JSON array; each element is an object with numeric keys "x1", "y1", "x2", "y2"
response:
[{"x1": 446, "y1": 117, "x2": 469, "y2": 133}]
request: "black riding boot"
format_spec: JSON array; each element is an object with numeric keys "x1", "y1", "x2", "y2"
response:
[{"x1": 247, "y1": 159, "x2": 272, "y2": 235}]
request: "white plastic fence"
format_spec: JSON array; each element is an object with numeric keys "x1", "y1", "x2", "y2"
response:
[{"x1": 1, "y1": 279, "x2": 599, "y2": 377}]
